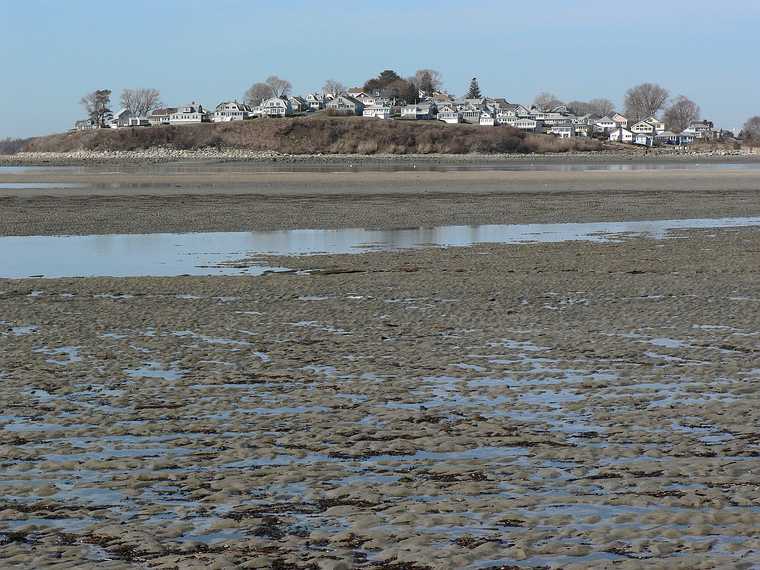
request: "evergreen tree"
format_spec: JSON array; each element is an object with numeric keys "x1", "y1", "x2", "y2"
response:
[{"x1": 466, "y1": 77, "x2": 481, "y2": 99}]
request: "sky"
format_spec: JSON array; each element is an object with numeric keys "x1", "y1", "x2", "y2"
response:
[{"x1": 2, "y1": 0, "x2": 759, "y2": 138}]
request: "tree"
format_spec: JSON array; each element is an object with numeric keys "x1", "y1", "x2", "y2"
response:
[
  {"x1": 533, "y1": 92, "x2": 563, "y2": 111},
  {"x1": 245, "y1": 82, "x2": 272, "y2": 106},
  {"x1": 364, "y1": 70, "x2": 402, "y2": 94},
  {"x1": 414, "y1": 69, "x2": 443, "y2": 96},
  {"x1": 566, "y1": 101, "x2": 591, "y2": 116},
  {"x1": 624, "y1": 83, "x2": 669, "y2": 124},
  {"x1": 322, "y1": 79, "x2": 346, "y2": 97},
  {"x1": 80, "y1": 89, "x2": 112, "y2": 127},
  {"x1": 466, "y1": 77, "x2": 481, "y2": 99},
  {"x1": 664, "y1": 96, "x2": 700, "y2": 133},
  {"x1": 265, "y1": 75, "x2": 292, "y2": 98},
  {"x1": 120, "y1": 88, "x2": 162, "y2": 117},
  {"x1": 743, "y1": 116, "x2": 760, "y2": 147},
  {"x1": 587, "y1": 98, "x2": 615, "y2": 117}
]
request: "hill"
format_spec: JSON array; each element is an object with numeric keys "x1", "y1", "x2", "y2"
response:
[{"x1": 20, "y1": 116, "x2": 603, "y2": 155}]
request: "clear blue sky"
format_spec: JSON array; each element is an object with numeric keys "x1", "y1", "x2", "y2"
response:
[{"x1": 2, "y1": 0, "x2": 758, "y2": 138}]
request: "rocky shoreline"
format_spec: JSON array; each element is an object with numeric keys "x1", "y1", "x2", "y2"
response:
[{"x1": 0, "y1": 146, "x2": 756, "y2": 167}]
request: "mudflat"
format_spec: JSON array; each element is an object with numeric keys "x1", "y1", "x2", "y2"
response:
[
  {"x1": 2, "y1": 163, "x2": 760, "y2": 569},
  {"x1": 2, "y1": 166, "x2": 760, "y2": 235}
]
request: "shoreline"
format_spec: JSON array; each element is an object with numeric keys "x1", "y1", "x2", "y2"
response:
[{"x1": 1, "y1": 147, "x2": 756, "y2": 167}]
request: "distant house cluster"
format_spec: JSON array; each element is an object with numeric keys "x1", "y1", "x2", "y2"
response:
[{"x1": 73, "y1": 89, "x2": 724, "y2": 147}]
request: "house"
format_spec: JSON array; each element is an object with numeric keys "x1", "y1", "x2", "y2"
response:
[
  {"x1": 108, "y1": 109, "x2": 148, "y2": 128},
  {"x1": 326, "y1": 95, "x2": 364, "y2": 115},
  {"x1": 363, "y1": 104, "x2": 392, "y2": 119},
  {"x1": 655, "y1": 130, "x2": 679, "y2": 145},
  {"x1": 288, "y1": 96, "x2": 309, "y2": 114},
  {"x1": 148, "y1": 107, "x2": 177, "y2": 126},
  {"x1": 212, "y1": 101, "x2": 250, "y2": 122},
  {"x1": 479, "y1": 111, "x2": 496, "y2": 126},
  {"x1": 611, "y1": 113, "x2": 628, "y2": 128},
  {"x1": 496, "y1": 108, "x2": 518, "y2": 126},
  {"x1": 400, "y1": 103, "x2": 436, "y2": 120},
  {"x1": 549, "y1": 125, "x2": 574, "y2": 138},
  {"x1": 594, "y1": 116, "x2": 616, "y2": 132},
  {"x1": 74, "y1": 118, "x2": 98, "y2": 131},
  {"x1": 631, "y1": 120, "x2": 655, "y2": 134},
  {"x1": 574, "y1": 124, "x2": 592, "y2": 137},
  {"x1": 437, "y1": 104, "x2": 461, "y2": 124},
  {"x1": 634, "y1": 133, "x2": 654, "y2": 147},
  {"x1": 258, "y1": 97, "x2": 293, "y2": 117},
  {"x1": 459, "y1": 102, "x2": 484, "y2": 124},
  {"x1": 513, "y1": 118, "x2": 544, "y2": 133},
  {"x1": 513, "y1": 104, "x2": 531, "y2": 118},
  {"x1": 677, "y1": 133, "x2": 695, "y2": 145},
  {"x1": 609, "y1": 127, "x2": 634, "y2": 143},
  {"x1": 347, "y1": 90, "x2": 370, "y2": 100},
  {"x1": 305, "y1": 93, "x2": 325, "y2": 110},
  {"x1": 685, "y1": 120, "x2": 714, "y2": 139},
  {"x1": 640, "y1": 116, "x2": 665, "y2": 133},
  {"x1": 169, "y1": 103, "x2": 209, "y2": 125}
]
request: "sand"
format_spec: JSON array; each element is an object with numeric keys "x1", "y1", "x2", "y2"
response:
[{"x1": 1, "y1": 163, "x2": 760, "y2": 568}]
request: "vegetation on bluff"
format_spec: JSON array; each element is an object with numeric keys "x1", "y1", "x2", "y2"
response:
[{"x1": 21, "y1": 117, "x2": 604, "y2": 155}]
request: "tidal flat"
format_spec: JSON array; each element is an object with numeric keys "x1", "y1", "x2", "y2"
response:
[{"x1": 2, "y1": 164, "x2": 760, "y2": 569}]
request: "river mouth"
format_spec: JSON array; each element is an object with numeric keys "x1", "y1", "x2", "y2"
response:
[{"x1": 2, "y1": 216, "x2": 760, "y2": 278}]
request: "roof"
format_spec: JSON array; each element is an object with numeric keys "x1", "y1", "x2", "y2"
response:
[{"x1": 150, "y1": 107, "x2": 178, "y2": 116}]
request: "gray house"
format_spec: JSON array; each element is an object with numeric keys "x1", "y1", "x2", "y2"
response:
[{"x1": 326, "y1": 95, "x2": 365, "y2": 116}]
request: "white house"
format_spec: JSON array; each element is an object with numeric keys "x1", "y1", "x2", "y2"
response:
[
  {"x1": 631, "y1": 120, "x2": 655, "y2": 134},
  {"x1": 459, "y1": 102, "x2": 483, "y2": 124},
  {"x1": 437, "y1": 105, "x2": 461, "y2": 124},
  {"x1": 549, "y1": 125, "x2": 575, "y2": 138},
  {"x1": 74, "y1": 118, "x2": 98, "y2": 131},
  {"x1": 212, "y1": 101, "x2": 250, "y2": 122},
  {"x1": 479, "y1": 111, "x2": 496, "y2": 126},
  {"x1": 148, "y1": 107, "x2": 177, "y2": 126},
  {"x1": 306, "y1": 93, "x2": 325, "y2": 110},
  {"x1": 634, "y1": 133, "x2": 654, "y2": 147},
  {"x1": 401, "y1": 103, "x2": 436, "y2": 120},
  {"x1": 169, "y1": 103, "x2": 209, "y2": 125},
  {"x1": 594, "y1": 116, "x2": 616, "y2": 132},
  {"x1": 609, "y1": 127, "x2": 634, "y2": 143},
  {"x1": 363, "y1": 104, "x2": 392, "y2": 119},
  {"x1": 258, "y1": 97, "x2": 293, "y2": 117},
  {"x1": 513, "y1": 118, "x2": 543, "y2": 133}
]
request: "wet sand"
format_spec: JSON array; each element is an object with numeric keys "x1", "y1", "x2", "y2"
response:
[
  {"x1": 2, "y1": 166, "x2": 760, "y2": 568},
  {"x1": 2, "y1": 167, "x2": 760, "y2": 236}
]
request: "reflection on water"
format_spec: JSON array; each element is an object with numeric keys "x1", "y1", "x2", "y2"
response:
[{"x1": 1, "y1": 216, "x2": 759, "y2": 278}]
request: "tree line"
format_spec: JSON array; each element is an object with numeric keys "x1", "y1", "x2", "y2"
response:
[{"x1": 532, "y1": 83, "x2": 706, "y2": 133}]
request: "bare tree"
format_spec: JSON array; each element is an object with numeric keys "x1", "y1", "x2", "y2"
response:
[
  {"x1": 743, "y1": 116, "x2": 760, "y2": 147},
  {"x1": 120, "y1": 88, "x2": 162, "y2": 117},
  {"x1": 322, "y1": 79, "x2": 346, "y2": 97},
  {"x1": 80, "y1": 89, "x2": 112, "y2": 127},
  {"x1": 414, "y1": 69, "x2": 443, "y2": 96},
  {"x1": 624, "y1": 83, "x2": 669, "y2": 124},
  {"x1": 663, "y1": 96, "x2": 700, "y2": 133},
  {"x1": 587, "y1": 98, "x2": 615, "y2": 118},
  {"x1": 244, "y1": 83, "x2": 272, "y2": 106},
  {"x1": 265, "y1": 75, "x2": 292, "y2": 98},
  {"x1": 566, "y1": 101, "x2": 591, "y2": 116},
  {"x1": 533, "y1": 92, "x2": 563, "y2": 111}
]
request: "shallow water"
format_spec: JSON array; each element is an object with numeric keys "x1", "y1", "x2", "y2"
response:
[
  {"x1": 0, "y1": 182, "x2": 85, "y2": 189},
  {"x1": 3, "y1": 216, "x2": 760, "y2": 278}
]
